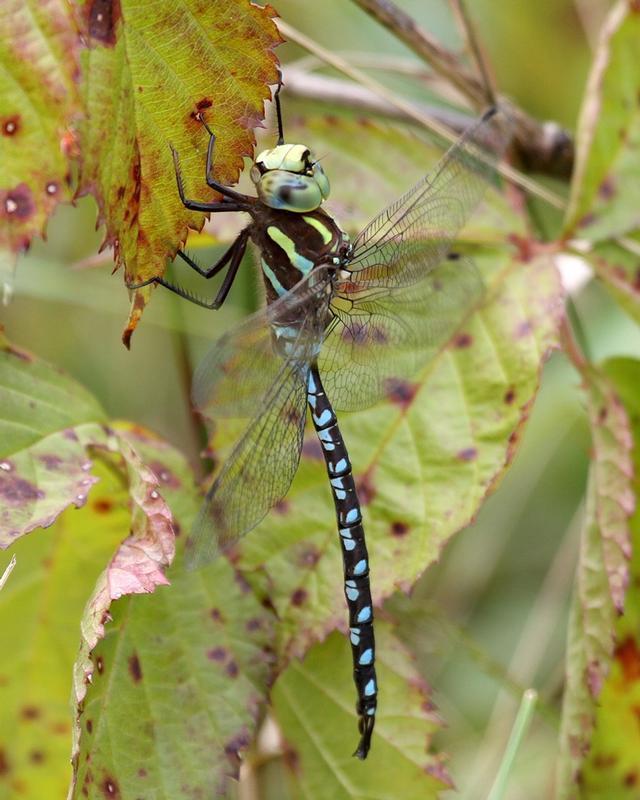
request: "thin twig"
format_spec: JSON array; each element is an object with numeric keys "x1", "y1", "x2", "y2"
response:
[
  {"x1": 278, "y1": 20, "x2": 566, "y2": 209},
  {"x1": 348, "y1": 0, "x2": 575, "y2": 180},
  {"x1": 449, "y1": 0, "x2": 497, "y2": 105}
]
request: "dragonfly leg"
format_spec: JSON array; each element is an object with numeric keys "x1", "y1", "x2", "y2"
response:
[
  {"x1": 126, "y1": 230, "x2": 249, "y2": 310},
  {"x1": 200, "y1": 122, "x2": 253, "y2": 204},
  {"x1": 171, "y1": 144, "x2": 252, "y2": 210}
]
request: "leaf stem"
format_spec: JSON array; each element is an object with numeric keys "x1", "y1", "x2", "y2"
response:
[{"x1": 486, "y1": 689, "x2": 538, "y2": 800}]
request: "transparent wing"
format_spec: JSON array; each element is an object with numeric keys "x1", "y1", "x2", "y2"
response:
[
  {"x1": 318, "y1": 108, "x2": 509, "y2": 411},
  {"x1": 186, "y1": 270, "x2": 332, "y2": 570},
  {"x1": 320, "y1": 255, "x2": 483, "y2": 410},
  {"x1": 346, "y1": 107, "x2": 509, "y2": 290},
  {"x1": 192, "y1": 266, "x2": 333, "y2": 421}
]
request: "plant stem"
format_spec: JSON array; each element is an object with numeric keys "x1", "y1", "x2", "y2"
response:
[{"x1": 486, "y1": 689, "x2": 538, "y2": 800}]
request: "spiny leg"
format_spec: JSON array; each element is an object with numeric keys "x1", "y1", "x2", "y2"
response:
[
  {"x1": 198, "y1": 121, "x2": 253, "y2": 204},
  {"x1": 171, "y1": 145, "x2": 252, "y2": 210},
  {"x1": 307, "y1": 364, "x2": 377, "y2": 759},
  {"x1": 126, "y1": 230, "x2": 249, "y2": 311}
]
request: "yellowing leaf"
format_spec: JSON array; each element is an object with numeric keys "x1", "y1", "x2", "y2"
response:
[
  {"x1": 73, "y1": 0, "x2": 282, "y2": 342},
  {"x1": 0, "y1": 0, "x2": 81, "y2": 256}
]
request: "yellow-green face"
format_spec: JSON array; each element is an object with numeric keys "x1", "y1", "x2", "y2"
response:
[{"x1": 250, "y1": 143, "x2": 330, "y2": 212}]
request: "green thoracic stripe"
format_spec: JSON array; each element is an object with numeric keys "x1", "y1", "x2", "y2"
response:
[
  {"x1": 303, "y1": 215, "x2": 333, "y2": 245},
  {"x1": 267, "y1": 225, "x2": 315, "y2": 274}
]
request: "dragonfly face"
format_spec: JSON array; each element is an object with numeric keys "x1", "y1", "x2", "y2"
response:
[{"x1": 251, "y1": 143, "x2": 330, "y2": 212}]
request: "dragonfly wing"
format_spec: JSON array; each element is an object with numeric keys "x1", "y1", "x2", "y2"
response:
[
  {"x1": 321, "y1": 255, "x2": 483, "y2": 411},
  {"x1": 187, "y1": 270, "x2": 333, "y2": 569},
  {"x1": 346, "y1": 107, "x2": 509, "y2": 290}
]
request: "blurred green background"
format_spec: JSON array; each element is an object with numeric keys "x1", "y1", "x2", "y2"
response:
[{"x1": 3, "y1": 1, "x2": 640, "y2": 797}]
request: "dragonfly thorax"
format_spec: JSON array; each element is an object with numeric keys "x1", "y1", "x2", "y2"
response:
[{"x1": 250, "y1": 143, "x2": 330, "y2": 212}]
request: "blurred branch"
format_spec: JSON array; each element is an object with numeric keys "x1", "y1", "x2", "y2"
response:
[
  {"x1": 278, "y1": 20, "x2": 567, "y2": 210},
  {"x1": 449, "y1": 0, "x2": 498, "y2": 105},
  {"x1": 349, "y1": 0, "x2": 575, "y2": 180}
]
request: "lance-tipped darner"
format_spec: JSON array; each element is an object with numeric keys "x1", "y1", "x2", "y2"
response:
[{"x1": 129, "y1": 85, "x2": 508, "y2": 758}]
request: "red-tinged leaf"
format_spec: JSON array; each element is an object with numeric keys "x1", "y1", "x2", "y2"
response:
[
  {"x1": 72, "y1": 0, "x2": 282, "y2": 342},
  {"x1": 0, "y1": 0, "x2": 81, "y2": 256},
  {"x1": 569, "y1": 359, "x2": 640, "y2": 798},
  {"x1": 69, "y1": 431, "x2": 274, "y2": 800},
  {"x1": 557, "y1": 361, "x2": 636, "y2": 797},
  {"x1": 587, "y1": 239, "x2": 640, "y2": 326}
]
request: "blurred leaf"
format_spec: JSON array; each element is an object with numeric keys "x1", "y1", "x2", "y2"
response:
[
  {"x1": 273, "y1": 624, "x2": 449, "y2": 798},
  {"x1": 69, "y1": 426, "x2": 275, "y2": 800},
  {"x1": 586, "y1": 239, "x2": 640, "y2": 325},
  {"x1": 557, "y1": 361, "x2": 636, "y2": 798},
  {"x1": 573, "y1": 358, "x2": 640, "y2": 799},
  {"x1": 565, "y1": 0, "x2": 640, "y2": 242},
  {"x1": 72, "y1": 0, "x2": 281, "y2": 341},
  {"x1": 0, "y1": 0, "x2": 81, "y2": 256},
  {"x1": 232, "y1": 248, "x2": 563, "y2": 665},
  {"x1": 0, "y1": 333, "x2": 106, "y2": 542},
  {"x1": 0, "y1": 458, "x2": 136, "y2": 800}
]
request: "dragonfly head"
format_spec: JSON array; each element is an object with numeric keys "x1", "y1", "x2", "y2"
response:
[{"x1": 250, "y1": 144, "x2": 330, "y2": 212}]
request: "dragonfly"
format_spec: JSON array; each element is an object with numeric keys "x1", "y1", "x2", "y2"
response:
[{"x1": 129, "y1": 86, "x2": 507, "y2": 759}]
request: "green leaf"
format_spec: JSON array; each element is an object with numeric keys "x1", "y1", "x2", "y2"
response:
[
  {"x1": 73, "y1": 0, "x2": 282, "y2": 341},
  {"x1": 235, "y1": 249, "x2": 563, "y2": 660},
  {"x1": 273, "y1": 624, "x2": 450, "y2": 798},
  {"x1": 0, "y1": 458, "x2": 136, "y2": 800},
  {"x1": 69, "y1": 428, "x2": 275, "y2": 800},
  {"x1": 565, "y1": 0, "x2": 640, "y2": 241},
  {"x1": 557, "y1": 361, "x2": 636, "y2": 798},
  {"x1": 586, "y1": 239, "x2": 640, "y2": 325},
  {"x1": 0, "y1": 334, "x2": 106, "y2": 543},
  {"x1": 0, "y1": 0, "x2": 81, "y2": 256},
  {"x1": 566, "y1": 358, "x2": 640, "y2": 799}
]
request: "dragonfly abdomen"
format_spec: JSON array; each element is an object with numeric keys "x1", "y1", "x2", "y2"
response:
[{"x1": 307, "y1": 364, "x2": 377, "y2": 759}]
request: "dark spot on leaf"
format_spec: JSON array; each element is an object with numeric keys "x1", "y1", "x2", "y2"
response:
[
  {"x1": 454, "y1": 332, "x2": 473, "y2": 348},
  {"x1": 207, "y1": 647, "x2": 226, "y2": 662},
  {"x1": 86, "y1": 719, "x2": 93, "y2": 733},
  {"x1": 0, "y1": 748, "x2": 9, "y2": 775},
  {"x1": 615, "y1": 637, "x2": 640, "y2": 683},
  {"x1": 196, "y1": 97, "x2": 213, "y2": 111},
  {"x1": 63, "y1": 428, "x2": 79, "y2": 441},
  {"x1": 210, "y1": 607, "x2": 224, "y2": 623},
  {"x1": 447, "y1": 251, "x2": 461, "y2": 260},
  {"x1": 298, "y1": 547, "x2": 320, "y2": 567},
  {"x1": 2, "y1": 183, "x2": 35, "y2": 220},
  {"x1": 226, "y1": 660, "x2": 239, "y2": 678},
  {"x1": 101, "y1": 775, "x2": 121, "y2": 798},
  {"x1": 273, "y1": 498, "x2": 290, "y2": 514},
  {"x1": 385, "y1": 378, "x2": 418, "y2": 408},
  {"x1": 2, "y1": 115, "x2": 20, "y2": 136},
  {"x1": 51, "y1": 721, "x2": 70, "y2": 735},
  {"x1": 578, "y1": 212, "x2": 596, "y2": 228},
  {"x1": 39, "y1": 454, "x2": 63, "y2": 470},
  {"x1": 598, "y1": 407, "x2": 608, "y2": 423},
  {"x1": 116, "y1": 186, "x2": 125, "y2": 200},
  {"x1": 593, "y1": 753, "x2": 617, "y2": 768},
  {"x1": 224, "y1": 731, "x2": 250, "y2": 765},
  {"x1": 291, "y1": 588, "x2": 308, "y2": 606},
  {"x1": 149, "y1": 461, "x2": 181, "y2": 489},
  {"x1": 87, "y1": 0, "x2": 121, "y2": 45},
  {"x1": 0, "y1": 473, "x2": 44, "y2": 505},
  {"x1": 92, "y1": 498, "x2": 113, "y2": 514},
  {"x1": 457, "y1": 447, "x2": 477, "y2": 462},
  {"x1": 21, "y1": 705, "x2": 40, "y2": 720},
  {"x1": 128, "y1": 653, "x2": 142, "y2": 683},
  {"x1": 138, "y1": 768, "x2": 147, "y2": 778},
  {"x1": 357, "y1": 471, "x2": 376, "y2": 505},
  {"x1": 516, "y1": 320, "x2": 532, "y2": 337},
  {"x1": 504, "y1": 387, "x2": 516, "y2": 404},
  {"x1": 96, "y1": 656, "x2": 104, "y2": 675},
  {"x1": 598, "y1": 176, "x2": 616, "y2": 199},
  {"x1": 283, "y1": 744, "x2": 299, "y2": 772},
  {"x1": 302, "y1": 438, "x2": 323, "y2": 460},
  {"x1": 246, "y1": 617, "x2": 262, "y2": 632},
  {"x1": 625, "y1": 771, "x2": 638, "y2": 787},
  {"x1": 29, "y1": 749, "x2": 45, "y2": 764},
  {"x1": 391, "y1": 521, "x2": 409, "y2": 537}
]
